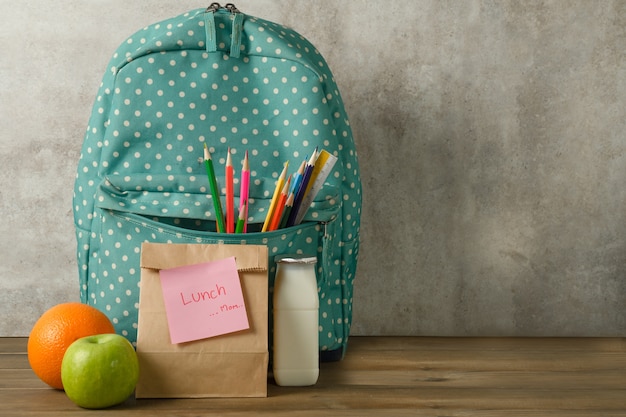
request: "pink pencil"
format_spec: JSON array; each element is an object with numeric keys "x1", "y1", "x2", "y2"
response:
[
  {"x1": 239, "y1": 151, "x2": 250, "y2": 232},
  {"x1": 225, "y1": 148, "x2": 234, "y2": 233}
]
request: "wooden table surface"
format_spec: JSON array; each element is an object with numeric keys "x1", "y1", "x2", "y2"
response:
[{"x1": 1, "y1": 336, "x2": 625, "y2": 416}]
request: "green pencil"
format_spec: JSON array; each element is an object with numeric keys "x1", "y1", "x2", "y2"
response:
[
  {"x1": 278, "y1": 191, "x2": 294, "y2": 230},
  {"x1": 203, "y1": 144, "x2": 226, "y2": 233},
  {"x1": 235, "y1": 202, "x2": 246, "y2": 233}
]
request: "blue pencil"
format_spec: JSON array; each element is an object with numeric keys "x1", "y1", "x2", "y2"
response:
[{"x1": 286, "y1": 151, "x2": 317, "y2": 227}]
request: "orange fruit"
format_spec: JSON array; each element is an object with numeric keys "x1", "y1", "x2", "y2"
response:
[{"x1": 27, "y1": 302, "x2": 115, "y2": 389}]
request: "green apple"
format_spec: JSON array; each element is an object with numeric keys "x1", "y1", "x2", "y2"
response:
[{"x1": 61, "y1": 333, "x2": 139, "y2": 409}]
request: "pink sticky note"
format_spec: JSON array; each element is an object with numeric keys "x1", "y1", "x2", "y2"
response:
[{"x1": 159, "y1": 256, "x2": 249, "y2": 344}]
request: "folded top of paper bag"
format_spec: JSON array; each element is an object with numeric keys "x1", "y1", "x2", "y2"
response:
[{"x1": 140, "y1": 243, "x2": 268, "y2": 272}]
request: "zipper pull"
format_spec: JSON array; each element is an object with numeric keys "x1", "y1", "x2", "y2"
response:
[
  {"x1": 206, "y1": 2, "x2": 221, "y2": 12},
  {"x1": 204, "y1": 3, "x2": 221, "y2": 53},
  {"x1": 224, "y1": 3, "x2": 239, "y2": 13},
  {"x1": 225, "y1": 3, "x2": 243, "y2": 58}
]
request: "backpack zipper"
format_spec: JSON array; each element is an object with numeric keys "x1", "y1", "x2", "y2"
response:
[
  {"x1": 206, "y1": 3, "x2": 240, "y2": 13},
  {"x1": 206, "y1": 2, "x2": 221, "y2": 13},
  {"x1": 224, "y1": 3, "x2": 240, "y2": 14},
  {"x1": 226, "y1": 3, "x2": 243, "y2": 58},
  {"x1": 204, "y1": 3, "x2": 243, "y2": 57}
]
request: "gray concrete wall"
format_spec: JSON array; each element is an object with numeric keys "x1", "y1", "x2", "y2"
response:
[{"x1": 1, "y1": 0, "x2": 624, "y2": 337}]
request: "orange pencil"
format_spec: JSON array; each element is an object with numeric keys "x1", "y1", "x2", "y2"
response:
[{"x1": 269, "y1": 175, "x2": 291, "y2": 231}]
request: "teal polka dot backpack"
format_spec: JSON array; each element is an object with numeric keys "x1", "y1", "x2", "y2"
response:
[{"x1": 73, "y1": 4, "x2": 361, "y2": 360}]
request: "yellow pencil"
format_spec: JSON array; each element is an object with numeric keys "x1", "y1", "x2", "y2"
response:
[{"x1": 262, "y1": 162, "x2": 289, "y2": 232}]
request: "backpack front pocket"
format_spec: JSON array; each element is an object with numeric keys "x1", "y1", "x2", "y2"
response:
[{"x1": 88, "y1": 173, "x2": 340, "y2": 346}]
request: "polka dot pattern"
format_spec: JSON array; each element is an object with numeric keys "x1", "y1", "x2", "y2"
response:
[{"x1": 73, "y1": 8, "x2": 361, "y2": 355}]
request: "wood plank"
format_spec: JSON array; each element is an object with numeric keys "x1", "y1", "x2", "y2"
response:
[
  {"x1": 0, "y1": 337, "x2": 28, "y2": 353},
  {"x1": 337, "y1": 349, "x2": 626, "y2": 372},
  {"x1": 1, "y1": 385, "x2": 625, "y2": 413},
  {"x1": 5, "y1": 336, "x2": 626, "y2": 353},
  {"x1": 5, "y1": 367, "x2": 624, "y2": 401},
  {"x1": 347, "y1": 336, "x2": 626, "y2": 352},
  {"x1": 0, "y1": 353, "x2": 30, "y2": 370},
  {"x1": 320, "y1": 368, "x2": 626, "y2": 390},
  {"x1": 0, "y1": 369, "x2": 49, "y2": 389},
  {"x1": 5, "y1": 411, "x2": 626, "y2": 417}
]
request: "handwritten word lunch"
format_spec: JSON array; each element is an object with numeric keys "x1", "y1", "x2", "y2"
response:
[{"x1": 179, "y1": 284, "x2": 226, "y2": 306}]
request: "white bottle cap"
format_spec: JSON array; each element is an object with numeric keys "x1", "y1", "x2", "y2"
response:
[{"x1": 274, "y1": 254, "x2": 317, "y2": 264}]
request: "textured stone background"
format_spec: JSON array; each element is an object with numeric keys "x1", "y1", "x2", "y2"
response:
[{"x1": 1, "y1": 1, "x2": 624, "y2": 337}]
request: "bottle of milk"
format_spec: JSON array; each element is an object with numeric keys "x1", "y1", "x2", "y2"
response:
[{"x1": 272, "y1": 254, "x2": 319, "y2": 386}]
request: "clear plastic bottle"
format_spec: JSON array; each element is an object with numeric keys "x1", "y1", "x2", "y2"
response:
[{"x1": 272, "y1": 254, "x2": 319, "y2": 386}]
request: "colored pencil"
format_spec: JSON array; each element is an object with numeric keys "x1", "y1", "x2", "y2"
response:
[
  {"x1": 289, "y1": 159, "x2": 306, "y2": 196},
  {"x1": 225, "y1": 148, "x2": 234, "y2": 233},
  {"x1": 287, "y1": 150, "x2": 318, "y2": 227},
  {"x1": 268, "y1": 175, "x2": 291, "y2": 231},
  {"x1": 235, "y1": 201, "x2": 246, "y2": 233},
  {"x1": 278, "y1": 191, "x2": 295, "y2": 230},
  {"x1": 239, "y1": 151, "x2": 250, "y2": 232},
  {"x1": 203, "y1": 144, "x2": 225, "y2": 233},
  {"x1": 262, "y1": 161, "x2": 289, "y2": 232},
  {"x1": 303, "y1": 149, "x2": 330, "y2": 198},
  {"x1": 294, "y1": 150, "x2": 337, "y2": 225}
]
